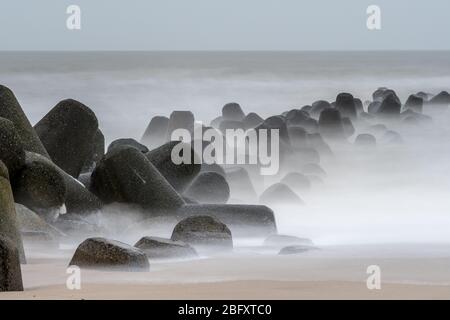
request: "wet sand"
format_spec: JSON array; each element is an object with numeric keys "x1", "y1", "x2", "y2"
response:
[{"x1": 2, "y1": 244, "x2": 450, "y2": 300}]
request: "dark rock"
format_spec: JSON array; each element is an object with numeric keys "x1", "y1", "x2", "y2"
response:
[
  {"x1": 281, "y1": 173, "x2": 311, "y2": 192},
  {"x1": 200, "y1": 163, "x2": 226, "y2": 177},
  {"x1": 342, "y1": 117, "x2": 355, "y2": 137},
  {"x1": 354, "y1": 98, "x2": 364, "y2": 114},
  {"x1": 15, "y1": 203, "x2": 64, "y2": 239},
  {"x1": 310, "y1": 100, "x2": 331, "y2": 118},
  {"x1": 219, "y1": 120, "x2": 244, "y2": 133},
  {"x1": 23, "y1": 152, "x2": 102, "y2": 215},
  {"x1": 377, "y1": 93, "x2": 401, "y2": 117},
  {"x1": 108, "y1": 138, "x2": 149, "y2": 154},
  {"x1": 336, "y1": 93, "x2": 357, "y2": 119},
  {"x1": 91, "y1": 146, "x2": 185, "y2": 212},
  {"x1": 0, "y1": 236, "x2": 23, "y2": 292},
  {"x1": 286, "y1": 110, "x2": 309, "y2": 127},
  {"x1": 134, "y1": 236, "x2": 197, "y2": 259},
  {"x1": 264, "y1": 234, "x2": 314, "y2": 247},
  {"x1": 354, "y1": 134, "x2": 377, "y2": 147},
  {"x1": 171, "y1": 215, "x2": 233, "y2": 249},
  {"x1": 416, "y1": 92, "x2": 430, "y2": 101},
  {"x1": 259, "y1": 183, "x2": 304, "y2": 206},
  {"x1": 256, "y1": 116, "x2": 290, "y2": 144},
  {"x1": 279, "y1": 245, "x2": 314, "y2": 255},
  {"x1": 166, "y1": 111, "x2": 195, "y2": 140},
  {"x1": 243, "y1": 112, "x2": 263, "y2": 129},
  {"x1": 0, "y1": 117, "x2": 25, "y2": 179},
  {"x1": 405, "y1": 95, "x2": 424, "y2": 113},
  {"x1": 225, "y1": 167, "x2": 258, "y2": 202},
  {"x1": 428, "y1": 91, "x2": 450, "y2": 110},
  {"x1": 140, "y1": 116, "x2": 169, "y2": 149},
  {"x1": 69, "y1": 237, "x2": 149, "y2": 271},
  {"x1": 318, "y1": 108, "x2": 345, "y2": 139},
  {"x1": 288, "y1": 126, "x2": 308, "y2": 149},
  {"x1": 222, "y1": 103, "x2": 245, "y2": 121},
  {"x1": 35, "y1": 99, "x2": 99, "y2": 178},
  {"x1": 0, "y1": 85, "x2": 49, "y2": 158},
  {"x1": 82, "y1": 129, "x2": 105, "y2": 173},
  {"x1": 146, "y1": 141, "x2": 201, "y2": 193},
  {"x1": 301, "y1": 105, "x2": 312, "y2": 113},
  {"x1": 372, "y1": 87, "x2": 388, "y2": 101},
  {"x1": 368, "y1": 101, "x2": 382, "y2": 114},
  {"x1": 184, "y1": 172, "x2": 230, "y2": 204},
  {"x1": 176, "y1": 204, "x2": 276, "y2": 236},
  {"x1": 0, "y1": 161, "x2": 26, "y2": 263}
]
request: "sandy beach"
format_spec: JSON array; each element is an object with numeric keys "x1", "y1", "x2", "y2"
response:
[{"x1": 2, "y1": 244, "x2": 450, "y2": 300}]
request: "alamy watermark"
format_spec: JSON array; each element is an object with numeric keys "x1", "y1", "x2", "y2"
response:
[
  {"x1": 66, "y1": 5, "x2": 81, "y2": 30},
  {"x1": 366, "y1": 265, "x2": 381, "y2": 290},
  {"x1": 170, "y1": 122, "x2": 280, "y2": 176},
  {"x1": 367, "y1": 5, "x2": 381, "y2": 30},
  {"x1": 66, "y1": 265, "x2": 81, "y2": 290}
]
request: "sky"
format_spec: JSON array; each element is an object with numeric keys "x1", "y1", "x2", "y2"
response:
[{"x1": 0, "y1": 0, "x2": 448, "y2": 51}]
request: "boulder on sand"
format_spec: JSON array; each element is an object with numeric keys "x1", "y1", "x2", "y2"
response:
[
  {"x1": 259, "y1": 183, "x2": 304, "y2": 206},
  {"x1": 0, "y1": 117, "x2": 26, "y2": 180},
  {"x1": 134, "y1": 236, "x2": 197, "y2": 260},
  {"x1": 171, "y1": 215, "x2": 233, "y2": 249},
  {"x1": 0, "y1": 161, "x2": 26, "y2": 263},
  {"x1": 140, "y1": 116, "x2": 169, "y2": 149},
  {"x1": 108, "y1": 138, "x2": 149, "y2": 154},
  {"x1": 184, "y1": 172, "x2": 230, "y2": 204},
  {"x1": 145, "y1": 141, "x2": 201, "y2": 193},
  {"x1": 222, "y1": 102, "x2": 245, "y2": 121},
  {"x1": 0, "y1": 85, "x2": 49, "y2": 157},
  {"x1": 34, "y1": 99, "x2": 99, "y2": 178},
  {"x1": 90, "y1": 146, "x2": 185, "y2": 212},
  {"x1": 69, "y1": 237, "x2": 149, "y2": 271},
  {"x1": 0, "y1": 236, "x2": 23, "y2": 292},
  {"x1": 176, "y1": 204, "x2": 277, "y2": 237}
]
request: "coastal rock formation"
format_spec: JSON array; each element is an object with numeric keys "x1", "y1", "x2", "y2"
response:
[
  {"x1": 184, "y1": 172, "x2": 230, "y2": 204},
  {"x1": 134, "y1": 236, "x2": 197, "y2": 260},
  {"x1": 0, "y1": 236, "x2": 23, "y2": 292}
]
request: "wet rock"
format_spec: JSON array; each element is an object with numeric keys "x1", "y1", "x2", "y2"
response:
[
  {"x1": 259, "y1": 183, "x2": 304, "y2": 206},
  {"x1": 404, "y1": 95, "x2": 424, "y2": 113},
  {"x1": 140, "y1": 116, "x2": 169, "y2": 149},
  {"x1": 310, "y1": 100, "x2": 331, "y2": 118},
  {"x1": 171, "y1": 215, "x2": 233, "y2": 249},
  {"x1": 222, "y1": 103, "x2": 245, "y2": 121},
  {"x1": 377, "y1": 93, "x2": 401, "y2": 117},
  {"x1": 35, "y1": 99, "x2": 99, "y2": 178},
  {"x1": 53, "y1": 213, "x2": 103, "y2": 237},
  {"x1": 336, "y1": 93, "x2": 357, "y2": 119},
  {"x1": 82, "y1": 129, "x2": 105, "y2": 173},
  {"x1": 91, "y1": 146, "x2": 185, "y2": 212},
  {"x1": 0, "y1": 117, "x2": 25, "y2": 179},
  {"x1": 318, "y1": 108, "x2": 345, "y2": 139},
  {"x1": 146, "y1": 141, "x2": 201, "y2": 193},
  {"x1": 184, "y1": 172, "x2": 230, "y2": 204},
  {"x1": 23, "y1": 152, "x2": 102, "y2": 215},
  {"x1": 428, "y1": 91, "x2": 450, "y2": 110},
  {"x1": 0, "y1": 236, "x2": 23, "y2": 292},
  {"x1": 13, "y1": 155, "x2": 66, "y2": 216},
  {"x1": 134, "y1": 236, "x2": 197, "y2": 260},
  {"x1": 69, "y1": 237, "x2": 149, "y2": 271},
  {"x1": 243, "y1": 112, "x2": 263, "y2": 129},
  {"x1": 354, "y1": 134, "x2": 377, "y2": 147},
  {"x1": 166, "y1": 111, "x2": 195, "y2": 140},
  {"x1": 176, "y1": 204, "x2": 276, "y2": 236},
  {"x1": 264, "y1": 234, "x2": 314, "y2": 247},
  {"x1": 286, "y1": 110, "x2": 309, "y2": 127},
  {"x1": 15, "y1": 203, "x2": 64, "y2": 239},
  {"x1": 281, "y1": 172, "x2": 311, "y2": 192},
  {"x1": 279, "y1": 245, "x2": 314, "y2": 255},
  {"x1": 225, "y1": 167, "x2": 258, "y2": 202},
  {"x1": 0, "y1": 161, "x2": 26, "y2": 263},
  {"x1": 0, "y1": 85, "x2": 49, "y2": 158},
  {"x1": 108, "y1": 138, "x2": 149, "y2": 154}
]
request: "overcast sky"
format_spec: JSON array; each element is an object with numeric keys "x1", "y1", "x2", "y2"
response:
[{"x1": 0, "y1": 0, "x2": 448, "y2": 51}]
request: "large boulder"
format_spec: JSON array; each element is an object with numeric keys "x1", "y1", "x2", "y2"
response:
[
  {"x1": 34, "y1": 99, "x2": 99, "y2": 178},
  {"x1": 377, "y1": 93, "x2": 401, "y2": 117},
  {"x1": 140, "y1": 116, "x2": 169, "y2": 149},
  {"x1": 0, "y1": 236, "x2": 24, "y2": 292},
  {"x1": 184, "y1": 172, "x2": 230, "y2": 204},
  {"x1": 242, "y1": 112, "x2": 263, "y2": 129},
  {"x1": 222, "y1": 103, "x2": 245, "y2": 121},
  {"x1": 0, "y1": 161, "x2": 25, "y2": 263},
  {"x1": 310, "y1": 100, "x2": 331, "y2": 119},
  {"x1": 176, "y1": 204, "x2": 277, "y2": 236},
  {"x1": 69, "y1": 237, "x2": 149, "y2": 271},
  {"x1": 259, "y1": 183, "x2": 304, "y2": 206},
  {"x1": 171, "y1": 215, "x2": 233, "y2": 249},
  {"x1": 285, "y1": 110, "x2": 310, "y2": 127},
  {"x1": 336, "y1": 93, "x2": 357, "y2": 119},
  {"x1": 90, "y1": 146, "x2": 185, "y2": 212},
  {"x1": 318, "y1": 108, "x2": 345, "y2": 139},
  {"x1": 428, "y1": 91, "x2": 450, "y2": 111},
  {"x1": 24, "y1": 152, "x2": 102, "y2": 215},
  {"x1": 404, "y1": 95, "x2": 423, "y2": 113},
  {"x1": 81, "y1": 129, "x2": 105, "y2": 173},
  {"x1": 15, "y1": 203, "x2": 64, "y2": 239},
  {"x1": 145, "y1": 141, "x2": 201, "y2": 193},
  {"x1": 166, "y1": 111, "x2": 195, "y2": 140},
  {"x1": 134, "y1": 236, "x2": 197, "y2": 260},
  {"x1": 0, "y1": 85, "x2": 49, "y2": 158},
  {"x1": 0, "y1": 117, "x2": 26, "y2": 180}
]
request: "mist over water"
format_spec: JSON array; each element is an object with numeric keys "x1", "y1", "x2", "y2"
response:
[{"x1": 2, "y1": 51, "x2": 450, "y2": 247}]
